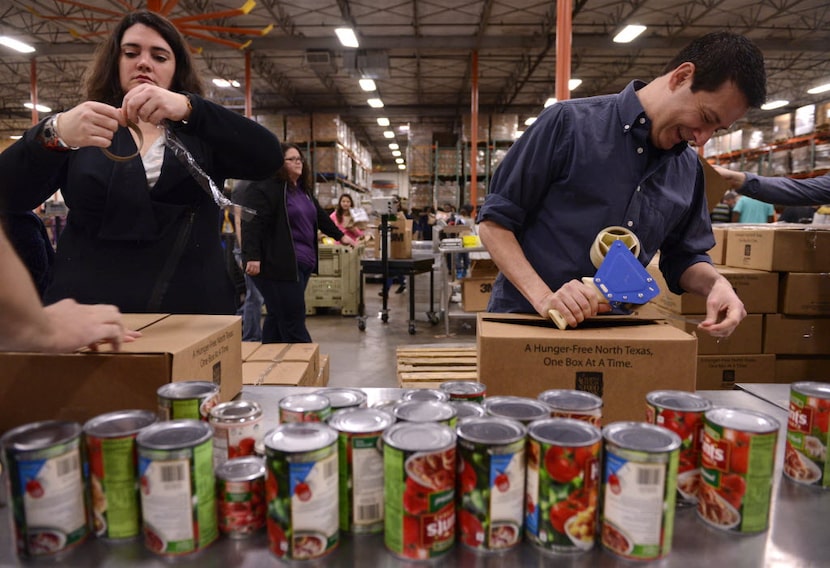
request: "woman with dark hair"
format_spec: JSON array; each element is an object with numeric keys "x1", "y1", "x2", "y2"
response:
[
  {"x1": 0, "y1": 10, "x2": 281, "y2": 314},
  {"x1": 241, "y1": 143, "x2": 357, "y2": 343},
  {"x1": 330, "y1": 193, "x2": 364, "y2": 243}
]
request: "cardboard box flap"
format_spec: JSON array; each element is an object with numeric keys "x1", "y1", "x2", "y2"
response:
[
  {"x1": 118, "y1": 315, "x2": 240, "y2": 354},
  {"x1": 247, "y1": 343, "x2": 292, "y2": 362},
  {"x1": 479, "y1": 313, "x2": 665, "y2": 334},
  {"x1": 121, "y1": 313, "x2": 170, "y2": 331}
]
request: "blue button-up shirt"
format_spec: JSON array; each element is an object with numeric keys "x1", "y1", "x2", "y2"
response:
[{"x1": 479, "y1": 81, "x2": 714, "y2": 313}]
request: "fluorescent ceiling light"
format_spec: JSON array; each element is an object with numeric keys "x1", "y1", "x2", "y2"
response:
[
  {"x1": 525, "y1": 117, "x2": 537, "y2": 126},
  {"x1": 398, "y1": 164, "x2": 406, "y2": 170},
  {"x1": 212, "y1": 78, "x2": 240, "y2": 88},
  {"x1": 568, "y1": 78, "x2": 582, "y2": 90},
  {"x1": 544, "y1": 97, "x2": 557, "y2": 107},
  {"x1": 10, "y1": 135, "x2": 22, "y2": 140},
  {"x1": 24, "y1": 102, "x2": 51, "y2": 113},
  {"x1": 389, "y1": 143, "x2": 399, "y2": 150},
  {"x1": 395, "y1": 158, "x2": 404, "y2": 164},
  {"x1": 807, "y1": 83, "x2": 830, "y2": 95},
  {"x1": 515, "y1": 130, "x2": 524, "y2": 138},
  {"x1": 761, "y1": 100, "x2": 789, "y2": 110},
  {"x1": 0, "y1": 36, "x2": 35, "y2": 53},
  {"x1": 377, "y1": 117, "x2": 390, "y2": 126},
  {"x1": 392, "y1": 150, "x2": 402, "y2": 157},
  {"x1": 398, "y1": 125, "x2": 409, "y2": 132},
  {"x1": 359, "y1": 78, "x2": 376, "y2": 91},
  {"x1": 367, "y1": 98, "x2": 384, "y2": 108},
  {"x1": 613, "y1": 25, "x2": 647, "y2": 44},
  {"x1": 383, "y1": 131, "x2": 395, "y2": 138},
  {"x1": 335, "y1": 28, "x2": 359, "y2": 48}
]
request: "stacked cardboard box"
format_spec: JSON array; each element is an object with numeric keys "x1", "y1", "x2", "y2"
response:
[
  {"x1": 461, "y1": 259, "x2": 499, "y2": 312},
  {"x1": 242, "y1": 343, "x2": 329, "y2": 387}
]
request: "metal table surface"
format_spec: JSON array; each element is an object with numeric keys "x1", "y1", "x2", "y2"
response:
[{"x1": 2, "y1": 385, "x2": 827, "y2": 567}]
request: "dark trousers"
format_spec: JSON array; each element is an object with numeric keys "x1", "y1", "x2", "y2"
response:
[{"x1": 253, "y1": 264, "x2": 313, "y2": 343}]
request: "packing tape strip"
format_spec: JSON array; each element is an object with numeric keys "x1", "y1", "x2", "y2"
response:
[{"x1": 100, "y1": 120, "x2": 143, "y2": 162}]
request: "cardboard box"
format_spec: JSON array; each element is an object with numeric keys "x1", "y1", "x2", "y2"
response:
[
  {"x1": 764, "y1": 314, "x2": 830, "y2": 355},
  {"x1": 701, "y1": 157, "x2": 733, "y2": 214},
  {"x1": 470, "y1": 259, "x2": 498, "y2": 277},
  {"x1": 0, "y1": 315, "x2": 242, "y2": 433},
  {"x1": 779, "y1": 273, "x2": 830, "y2": 315},
  {"x1": 696, "y1": 354, "x2": 776, "y2": 390},
  {"x1": 242, "y1": 341, "x2": 261, "y2": 361},
  {"x1": 390, "y1": 217, "x2": 413, "y2": 259},
  {"x1": 477, "y1": 313, "x2": 697, "y2": 423},
  {"x1": 667, "y1": 314, "x2": 763, "y2": 355},
  {"x1": 462, "y1": 277, "x2": 495, "y2": 312},
  {"x1": 775, "y1": 356, "x2": 830, "y2": 382},
  {"x1": 709, "y1": 226, "x2": 727, "y2": 265},
  {"x1": 247, "y1": 343, "x2": 320, "y2": 385},
  {"x1": 317, "y1": 355, "x2": 330, "y2": 387},
  {"x1": 724, "y1": 225, "x2": 830, "y2": 273}
]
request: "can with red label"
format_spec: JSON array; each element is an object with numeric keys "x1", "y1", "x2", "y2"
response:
[
  {"x1": 645, "y1": 390, "x2": 712, "y2": 505},
  {"x1": 538, "y1": 389, "x2": 603, "y2": 426},
  {"x1": 785, "y1": 381, "x2": 830, "y2": 489},
  {"x1": 383, "y1": 421, "x2": 456, "y2": 560},
  {"x1": 314, "y1": 387, "x2": 367, "y2": 411},
  {"x1": 209, "y1": 400, "x2": 263, "y2": 468},
  {"x1": 699, "y1": 407, "x2": 779, "y2": 533},
  {"x1": 401, "y1": 388, "x2": 450, "y2": 402},
  {"x1": 278, "y1": 393, "x2": 332, "y2": 424},
  {"x1": 440, "y1": 381, "x2": 487, "y2": 403},
  {"x1": 526, "y1": 418, "x2": 601, "y2": 554},
  {"x1": 157, "y1": 381, "x2": 219, "y2": 421},
  {"x1": 215, "y1": 456, "x2": 267, "y2": 538}
]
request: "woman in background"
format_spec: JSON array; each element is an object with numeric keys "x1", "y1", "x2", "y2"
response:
[{"x1": 330, "y1": 193, "x2": 364, "y2": 243}]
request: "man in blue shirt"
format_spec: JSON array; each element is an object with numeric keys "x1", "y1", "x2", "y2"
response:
[
  {"x1": 478, "y1": 32, "x2": 766, "y2": 338},
  {"x1": 731, "y1": 195, "x2": 775, "y2": 223}
]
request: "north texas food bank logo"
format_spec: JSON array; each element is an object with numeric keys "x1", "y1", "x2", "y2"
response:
[{"x1": 788, "y1": 404, "x2": 812, "y2": 434}]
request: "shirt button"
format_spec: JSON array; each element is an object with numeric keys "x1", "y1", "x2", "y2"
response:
[
  {"x1": 639, "y1": 117, "x2": 646, "y2": 124},
  {"x1": 627, "y1": 221, "x2": 634, "y2": 227},
  {"x1": 636, "y1": 186, "x2": 641, "y2": 192},
  {"x1": 636, "y1": 147, "x2": 644, "y2": 154},
  {"x1": 624, "y1": 124, "x2": 630, "y2": 130}
]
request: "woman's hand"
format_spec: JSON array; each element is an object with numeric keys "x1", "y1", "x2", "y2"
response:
[
  {"x1": 341, "y1": 235, "x2": 358, "y2": 248},
  {"x1": 246, "y1": 260, "x2": 261, "y2": 276},
  {"x1": 121, "y1": 84, "x2": 191, "y2": 125},
  {"x1": 55, "y1": 102, "x2": 126, "y2": 149}
]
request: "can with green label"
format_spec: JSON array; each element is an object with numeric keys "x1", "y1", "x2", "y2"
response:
[{"x1": 157, "y1": 381, "x2": 219, "y2": 421}]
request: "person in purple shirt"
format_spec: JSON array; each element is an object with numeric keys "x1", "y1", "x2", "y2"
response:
[
  {"x1": 478, "y1": 32, "x2": 767, "y2": 338},
  {"x1": 241, "y1": 143, "x2": 357, "y2": 343}
]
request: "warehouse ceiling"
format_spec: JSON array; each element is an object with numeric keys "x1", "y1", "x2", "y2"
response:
[{"x1": 1, "y1": 0, "x2": 830, "y2": 170}]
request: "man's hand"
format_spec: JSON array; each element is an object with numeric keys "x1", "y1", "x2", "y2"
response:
[
  {"x1": 543, "y1": 279, "x2": 613, "y2": 328},
  {"x1": 697, "y1": 277, "x2": 746, "y2": 337},
  {"x1": 245, "y1": 260, "x2": 261, "y2": 276},
  {"x1": 42, "y1": 299, "x2": 137, "y2": 352}
]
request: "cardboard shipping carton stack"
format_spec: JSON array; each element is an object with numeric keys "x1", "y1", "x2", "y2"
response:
[
  {"x1": 461, "y1": 258, "x2": 499, "y2": 312},
  {"x1": 242, "y1": 343, "x2": 329, "y2": 387}
]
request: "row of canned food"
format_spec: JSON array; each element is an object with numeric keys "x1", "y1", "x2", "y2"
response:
[{"x1": 1, "y1": 381, "x2": 827, "y2": 562}]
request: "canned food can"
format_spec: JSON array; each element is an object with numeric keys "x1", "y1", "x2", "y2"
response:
[
  {"x1": 645, "y1": 390, "x2": 712, "y2": 505},
  {"x1": 215, "y1": 456, "x2": 267, "y2": 539},
  {"x1": 526, "y1": 418, "x2": 601, "y2": 554},
  {"x1": 329, "y1": 408, "x2": 394, "y2": 534},
  {"x1": 440, "y1": 381, "x2": 487, "y2": 403},
  {"x1": 785, "y1": 381, "x2": 830, "y2": 489},
  {"x1": 209, "y1": 400, "x2": 263, "y2": 468},
  {"x1": 371, "y1": 399, "x2": 400, "y2": 419},
  {"x1": 136, "y1": 420, "x2": 217, "y2": 555},
  {"x1": 393, "y1": 400, "x2": 457, "y2": 428},
  {"x1": 451, "y1": 401, "x2": 486, "y2": 422},
  {"x1": 601, "y1": 422, "x2": 681, "y2": 561},
  {"x1": 279, "y1": 393, "x2": 332, "y2": 424},
  {"x1": 483, "y1": 396, "x2": 551, "y2": 425},
  {"x1": 1, "y1": 421, "x2": 88, "y2": 557},
  {"x1": 401, "y1": 388, "x2": 450, "y2": 402},
  {"x1": 538, "y1": 389, "x2": 603, "y2": 426},
  {"x1": 699, "y1": 407, "x2": 779, "y2": 533},
  {"x1": 157, "y1": 381, "x2": 220, "y2": 421},
  {"x1": 383, "y1": 422, "x2": 456, "y2": 560},
  {"x1": 83, "y1": 410, "x2": 158, "y2": 540},
  {"x1": 456, "y1": 417, "x2": 527, "y2": 552},
  {"x1": 314, "y1": 387, "x2": 367, "y2": 410},
  {"x1": 264, "y1": 422, "x2": 339, "y2": 561}
]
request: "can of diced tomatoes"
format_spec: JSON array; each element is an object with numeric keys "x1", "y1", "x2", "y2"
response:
[
  {"x1": 525, "y1": 418, "x2": 601, "y2": 554},
  {"x1": 698, "y1": 407, "x2": 779, "y2": 533},
  {"x1": 263, "y1": 422, "x2": 339, "y2": 561},
  {"x1": 451, "y1": 400, "x2": 486, "y2": 422},
  {"x1": 785, "y1": 381, "x2": 830, "y2": 489},
  {"x1": 157, "y1": 381, "x2": 220, "y2": 421},
  {"x1": 456, "y1": 417, "x2": 527, "y2": 552},
  {"x1": 440, "y1": 381, "x2": 487, "y2": 403},
  {"x1": 135, "y1": 420, "x2": 217, "y2": 555},
  {"x1": 401, "y1": 388, "x2": 450, "y2": 402},
  {"x1": 601, "y1": 422, "x2": 681, "y2": 561},
  {"x1": 83, "y1": 410, "x2": 158, "y2": 540},
  {"x1": 1, "y1": 421, "x2": 88, "y2": 558},
  {"x1": 314, "y1": 387, "x2": 367, "y2": 411},
  {"x1": 483, "y1": 396, "x2": 552, "y2": 425},
  {"x1": 215, "y1": 456, "x2": 267, "y2": 539},
  {"x1": 209, "y1": 400, "x2": 263, "y2": 469},
  {"x1": 329, "y1": 407, "x2": 394, "y2": 534},
  {"x1": 393, "y1": 400, "x2": 457, "y2": 428},
  {"x1": 278, "y1": 393, "x2": 332, "y2": 424},
  {"x1": 646, "y1": 390, "x2": 712, "y2": 505},
  {"x1": 538, "y1": 389, "x2": 603, "y2": 427},
  {"x1": 383, "y1": 421, "x2": 457, "y2": 561}
]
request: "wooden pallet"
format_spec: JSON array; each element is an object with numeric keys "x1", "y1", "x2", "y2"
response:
[{"x1": 396, "y1": 345, "x2": 478, "y2": 387}]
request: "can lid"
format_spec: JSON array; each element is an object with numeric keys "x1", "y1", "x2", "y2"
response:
[
  {"x1": 646, "y1": 390, "x2": 712, "y2": 412},
  {"x1": 705, "y1": 407, "x2": 781, "y2": 433},
  {"x1": 215, "y1": 456, "x2": 266, "y2": 482},
  {"x1": 401, "y1": 389, "x2": 450, "y2": 402},
  {"x1": 440, "y1": 381, "x2": 486, "y2": 396},
  {"x1": 450, "y1": 401, "x2": 486, "y2": 420},
  {"x1": 209, "y1": 400, "x2": 262, "y2": 422},
  {"x1": 314, "y1": 388, "x2": 367, "y2": 409},
  {"x1": 370, "y1": 399, "x2": 399, "y2": 417},
  {"x1": 136, "y1": 420, "x2": 213, "y2": 450},
  {"x1": 83, "y1": 410, "x2": 158, "y2": 438},
  {"x1": 279, "y1": 393, "x2": 331, "y2": 413},
  {"x1": 394, "y1": 400, "x2": 456, "y2": 422},
  {"x1": 792, "y1": 381, "x2": 830, "y2": 399},
  {"x1": 457, "y1": 417, "x2": 527, "y2": 445},
  {"x1": 537, "y1": 389, "x2": 602, "y2": 411},
  {"x1": 383, "y1": 421, "x2": 455, "y2": 452},
  {"x1": 157, "y1": 381, "x2": 219, "y2": 399},
  {"x1": 603, "y1": 421, "x2": 682, "y2": 452},
  {"x1": 329, "y1": 407, "x2": 394, "y2": 433},
  {"x1": 528, "y1": 418, "x2": 602, "y2": 447},
  {"x1": 1, "y1": 420, "x2": 81, "y2": 452},
  {"x1": 264, "y1": 422, "x2": 337, "y2": 453},
  {"x1": 482, "y1": 396, "x2": 551, "y2": 422}
]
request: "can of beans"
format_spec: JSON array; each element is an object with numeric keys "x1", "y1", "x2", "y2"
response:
[
  {"x1": 456, "y1": 417, "x2": 527, "y2": 552},
  {"x1": 329, "y1": 408, "x2": 394, "y2": 534},
  {"x1": 785, "y1": 381, "x2": 830, "y2": 489},
  {"x1": 264, "y1": 422, "x2": 339, "y2": 561},
  {"x1": 136, "y1": 420, "x2": 217, "y2": 555},
  {"x1": 601, "y1": 422, "x2": 681, "y2": 561},
  {"x1": 440, "y1": 381, "x2": 487, "y2": 403},
  {"x1": 393, "y1": 400, "x2": 457, "y2": 428},
  {"x1": 451, "y1": 400, "x2": 487, "y2": 422},
  {"x1": 209, "y1": 400, "x2": 263, "y2": 468},
  {"x1": 538, "y1": 389, "x2": 603, "y2": 426},
  {"x1": 157, "y1": 381, "x2": 220, "y2": 421},
  {"x1": 83, "y1": 410, "x2": 158, "y2": 540},
  {"x1": 525, "y1": 418, "x2": 601, "y2": 554},
  {"x1": 278, "y1": 393, "x2": 332, "y2": 424},
  {"x1": 215, "y1": 456, "x2": 267, "y2": 539},
  {"x1": 699, "y1": 407, "x2": 779, "y2": 533},
  {"x1": 314, "y1": 387, "x2": 367, "y2": 411},
  {"x1": 401, "y1": 388, "x2": 450, "y2": 402},
  {"x1": 383, "y1": 421, "x2": 456, "y2": 560},
  {"x1": 645, "y1": 390, "x2": 712, "y2": 505},
  {"x1": 483, "y1": 396, "x2": 551, "y2": 425},
  {"x1": 1, "y1": 421, "x2": 88, "y2": 557}
]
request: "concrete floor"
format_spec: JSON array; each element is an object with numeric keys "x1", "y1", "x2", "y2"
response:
[{"x1": 306, "y1": 281, "x2": 476, "y2": 389}]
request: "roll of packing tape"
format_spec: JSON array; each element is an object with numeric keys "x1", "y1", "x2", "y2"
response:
[
  {"x1": 101, "y1": 120, "x2": 143, "y2": 162},
  {"x1": 589, "y1": 226, "x2": 640, "y2": 269}
]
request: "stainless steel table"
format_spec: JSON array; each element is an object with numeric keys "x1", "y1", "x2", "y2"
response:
[{"x1": 2, "y1": 385, "x2": 827, "y2": 567}]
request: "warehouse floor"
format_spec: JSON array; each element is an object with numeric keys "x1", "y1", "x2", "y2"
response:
[{"x1": 306, "y1": 282, "x2": 476, "y2": 388}]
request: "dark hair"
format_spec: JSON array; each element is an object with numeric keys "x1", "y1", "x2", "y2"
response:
[
  {"x1": 335, "y1": 194, "x2": 354, "y2": 223},
  {"x1": 276, "y1": 142, "x2": 313, "y2": 193},
  {"x1": 85, "y1": 10, "x2": 203, "y2": 104},
  {"x1": 662, "y1": 32, "x2": 766, "y2": 108}
]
